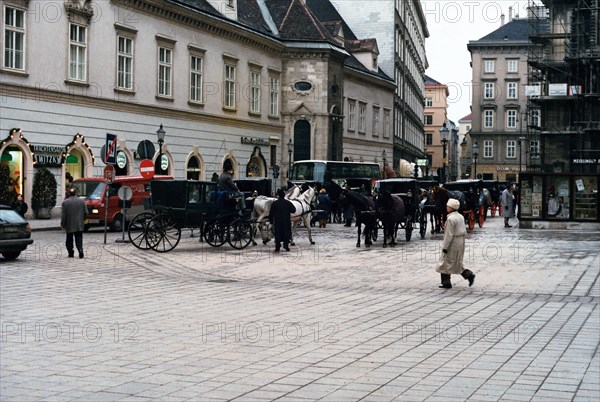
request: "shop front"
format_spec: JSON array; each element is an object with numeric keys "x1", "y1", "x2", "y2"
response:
[{"x1": 519, "y1": 172, "x2": 600, "y2": 228}]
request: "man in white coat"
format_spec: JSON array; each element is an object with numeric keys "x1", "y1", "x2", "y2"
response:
[{"x1": 436, "y1": 198, "x2": 476, "y2": 289}]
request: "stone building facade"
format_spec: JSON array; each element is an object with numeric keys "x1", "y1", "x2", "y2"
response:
[{"x1": 0, "y1": 0, "x2": 394, "y2": 217}]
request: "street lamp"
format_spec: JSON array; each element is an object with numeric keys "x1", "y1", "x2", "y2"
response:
[
  {"x1": 472, "y1": 141, "x2": 479, "y2": 179},
  {"x1": 381, "y1": 150, "x2": 387, "y2": 178},
  {"x1": 440, "y1": 123, "x2": 449, "y2": 183},
  {"x1": 287, "y1": 138, "x2": 293, "y2": 178},
  {"x1": 518, "y1": 136, "x2": 526, "y2": 179},
  {"x1": 156, "y1": 124, "x2": 166, "y2": 174}
]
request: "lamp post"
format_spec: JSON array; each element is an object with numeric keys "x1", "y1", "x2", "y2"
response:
[
  {"x1": 287, "y1": 138, "x2": 293, "y2": 178},
  {"x1": 156, "y1": 124, "x2": 166, "y2": 174},
  {"x1": 518, "y1": 136, "x2": 526, "y2": 179},
  {"x1": 440, "y1": 124, "x2": 449, "y2": 183},
  {"x1": 472, "y1": 141, "x2": 479, "y2": 179}
]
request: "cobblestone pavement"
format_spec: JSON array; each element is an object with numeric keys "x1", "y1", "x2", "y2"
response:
[{"x1": 1, "y1": 216, "x2": 599, "y2": 401}]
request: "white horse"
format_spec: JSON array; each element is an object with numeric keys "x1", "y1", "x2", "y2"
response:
[
  {"x1": 252, "y1": 186, "x2": 317, "y2": 246},
  {"x1": 288, "y1": 186, "x2": 317, "y2": 246}
]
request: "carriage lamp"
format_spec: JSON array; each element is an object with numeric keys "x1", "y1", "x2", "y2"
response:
[
  {"x1": 156, "y1": 124, "x2": 166, "y2": 174},
  {"x1": 472, "y1": 141, "x2": 479, "y2": 179},
  {"x1": 440, "y1": 124, "x2": 449, "y2": 183},
  {"x1": 287, "y1": 139, "x2": 294, "y2": 178}
]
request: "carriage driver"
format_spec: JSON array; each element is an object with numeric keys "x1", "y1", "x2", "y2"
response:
[
  {"x1": 218, "y1": 159, "x2": 245, "y2": 211},
  {"x1": 435, "y1": 198, "x2": 476, "y2": 289}
]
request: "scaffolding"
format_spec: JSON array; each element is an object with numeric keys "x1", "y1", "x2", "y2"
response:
[{"x1": 527, "y1": 0, "x2": 600, "y2": 174}]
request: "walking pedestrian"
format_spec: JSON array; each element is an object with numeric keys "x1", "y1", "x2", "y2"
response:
[
  {"x1": 61, "y1": 187, "x2": 87, "y2": 258},
  {"x1": 435, "y1": 198, "x2": 476, "y2": 289},
  {"x1": 501, "y1": 183, "x2": 515, "y2": 227},
  {"x1": 269, "y1": 188, "x2": 296, "y2": 252},
  {"x1": 11, "y1": 194, "x2": 28, "y2": 217}
]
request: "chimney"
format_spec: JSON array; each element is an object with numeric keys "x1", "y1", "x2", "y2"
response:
[
  {"x1": 501, "y1": 13, "x2": 505, "y2": 26},
  {"x1": 509, "y1": 6, "x2": 513, "y2": 22}
]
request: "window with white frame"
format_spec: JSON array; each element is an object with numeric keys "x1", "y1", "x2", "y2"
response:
[
  {"x1": 484, "y1": 109, "x2": 494, "y2": 128},
  {"x1": 158, "y1": 47, "x2": 172, "y2": 97},
  {"x1": 530, "y1": 109, "x2": 541, "y2": 128},
  {"x1": 383, "y1": 109, "x2": 390, "y2": 138},
  {"x1": 269, "y1": 75, "x2": 279, "y2": 116},
  {"x1": 358, "y1": 102, "x2": 367, "y2": 133},
  {"x1": 507, "y1": 82, "x2": 518, "y2": 99},
  {"x1": 425, "y1": 97, "x2": 433, "y2": 107},
  {"x1": 117, "y1": 36, "x2": 133, "y2": 90},
  {"x1": 250, "y1": 71, "x2": 261, "y2": 113},
  {"x1": 484, "y1": 140, "x2": 493, "y2": 158},
  {"x1": 425, "y1": 133, "x2": 433, "y2": 145},
  {"x1": 224, "y1": 63, "x2": 236, "y2": 108},
  {"x1": 484, "y1": 82, "x2": 494, "y2": 99},
  {"x1": 484, "y1": 60, "x2": 494, "y2": 73},
  {"x1": 506, "y1": 140, "x2": 516, "y2": 158},
  {"x1": 69, "y1": 23, "x2": 87, "y2": 81},
  {"x1": 3, "y1": 6, "x2": 25, "y2": 70},
  {"x1": 507, "y1": 110, "x2": 517, "y2": 129},
  {"x1": 530, "y1": 140, "x2": 540, "y2": 157},
  {"x1": 348, "y1": 100, "x2": 356, "y2": 131},
  {"x1": 424, "y1": 115, "x2": 433, "y2": 125},
  {"x1": 507, "y1": 59, "x2": 518, "y2": 73},
  {"x1": 190, "y1": 55, "x2": 203, "y2": 102},
  {"x1": 372, "y1": 106, "x2": 380, "y2": 136}
]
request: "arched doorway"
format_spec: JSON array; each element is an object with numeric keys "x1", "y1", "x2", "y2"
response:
[
  {"x1": 0, "y1": 145, "x2": 25, "y2": 205},
  {"x1": 187, "y1": 155, "x2": 202, "y2": 180},
  {"x1": 65, "y1": 149, "x2": 84, "y2": 180},
  {"x1": 294, "y1": 120, "x2": 311, "y2": 161},
  {"x1": 246, "y1": 146, "x2": 267, "y2": 177}
]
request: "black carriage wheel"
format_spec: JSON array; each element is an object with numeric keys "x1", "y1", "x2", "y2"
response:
[
  {"x1": 128, "y1": 212, "x2": 155, "y2": 250},
  {"x1": 227, "y1": 219, "x2": 253, "y2": 250},
  {"x1": 419, "y1": 211, "x2": 427, "y2": 239},
  {"x1": 405, "y1": 217, "x2": 413, "y2": 242},
  {"x1": 204, "y1": 221, "x2": 227, "y2": 247},
  {"x1": 147, "y1": 214, "x2": 181, "y2": 253}
]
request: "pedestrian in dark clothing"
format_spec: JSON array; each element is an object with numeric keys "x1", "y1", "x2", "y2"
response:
[
  {"x1": 316, "y1": 188, "x2": 331, "y2": 228},
  {"x1": 11, "y1": 194, "x2": 28, "y2": 217},
  {"x1": 435, "y1": 198, "x2": 476, "y2": 289},
  {"x1": 61, "y1": 188, "x2": 87, "y2": 258},
  {"x1": 269, "y1": 188, "x2": 296, "y2": 252}
]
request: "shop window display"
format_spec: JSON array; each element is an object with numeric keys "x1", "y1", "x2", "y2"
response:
[{"x1": 546, "y1": 176, "x2": 569, "y2": 219}]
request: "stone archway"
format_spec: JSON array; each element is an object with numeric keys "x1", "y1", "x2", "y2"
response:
[
  {"x1": 0, "y1": 129, "x2": 34, "y2": 215},
  {"x1": 246, "y1": 146, "x2": 267, "y2": 177},
  {"x1": 186, "y1": 147, "x2": 205, "y2": 180}
]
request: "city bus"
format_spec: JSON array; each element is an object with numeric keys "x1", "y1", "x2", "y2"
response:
[{"x1": 289, "y1": 160, "x2": 381, "y2": 194}]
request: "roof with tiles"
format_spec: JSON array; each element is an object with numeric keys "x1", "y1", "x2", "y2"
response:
[{"x1": 472, "y1": 18, "x2": 548, "y2": 44}]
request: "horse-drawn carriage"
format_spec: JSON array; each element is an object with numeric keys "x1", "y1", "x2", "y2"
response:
[
  {"x1": 442, "y1": 179, "x2": 488, "y2": 230},
  {"x1": 482, "y1": 180, "x2": 501, "y2": 217},
  {"x1": 128, "y1": 180, "x2": 254, "y2": 252},
  {"x1": 374, "y1": 178, "x2": 427, "y2": 240}
]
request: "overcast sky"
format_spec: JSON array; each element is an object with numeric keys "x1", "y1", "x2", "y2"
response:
[{"x1": 422, "y1": 0, "x2": 530, "y2": 122}]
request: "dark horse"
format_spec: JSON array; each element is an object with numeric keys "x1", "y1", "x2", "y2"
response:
[
  {"x1": 341, "y1": 189, "x2": 377, "y2": 247},
  {"x1": 374, "y1": 189, "x2": 405, "y2": 248},
  {"x1": 429, "y1": 185, "x2": 466, "y2": 230},
  {"x1": 324, "y1": 180, "x2": 344, "y2": 224}
]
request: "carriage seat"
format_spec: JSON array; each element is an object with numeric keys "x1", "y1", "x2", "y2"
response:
[{"x1": 210, "y1": 190, "x2": 240, "y2": 212}]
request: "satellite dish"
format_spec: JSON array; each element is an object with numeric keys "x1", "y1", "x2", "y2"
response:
[{"x1": 137, "y1": 140, "x2": 155, "y2": 160}]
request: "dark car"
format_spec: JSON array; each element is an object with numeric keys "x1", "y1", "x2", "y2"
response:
[{"x1": 0, "y1": 205, "x2": 34, "y2": 260}]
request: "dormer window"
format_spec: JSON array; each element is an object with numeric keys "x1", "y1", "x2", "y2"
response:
[
  {"x1": 372, "y1": 56, "x2": 377, "y2": 70},
  {"x1": 227, "y1": 0, "x2": 235, "y2": 8}
]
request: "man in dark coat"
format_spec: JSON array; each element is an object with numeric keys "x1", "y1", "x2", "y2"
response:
[
  {"x1": 61, "y1": 187, "x2": 87, "y2": 258},
  {"x1": 11, "y1": 194, "x2": 28, "y2": 217},
  {"x1": 269, "y1": 188, "x2": 296, "y2": 252}
]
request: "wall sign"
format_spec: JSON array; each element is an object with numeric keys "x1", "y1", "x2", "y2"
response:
[
  {"x1": 241, "y1": 137, "x2": 269, "y2": 146},
  {"x1": 31, "y1": 144, "x2": 64, "y2": 167}
]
